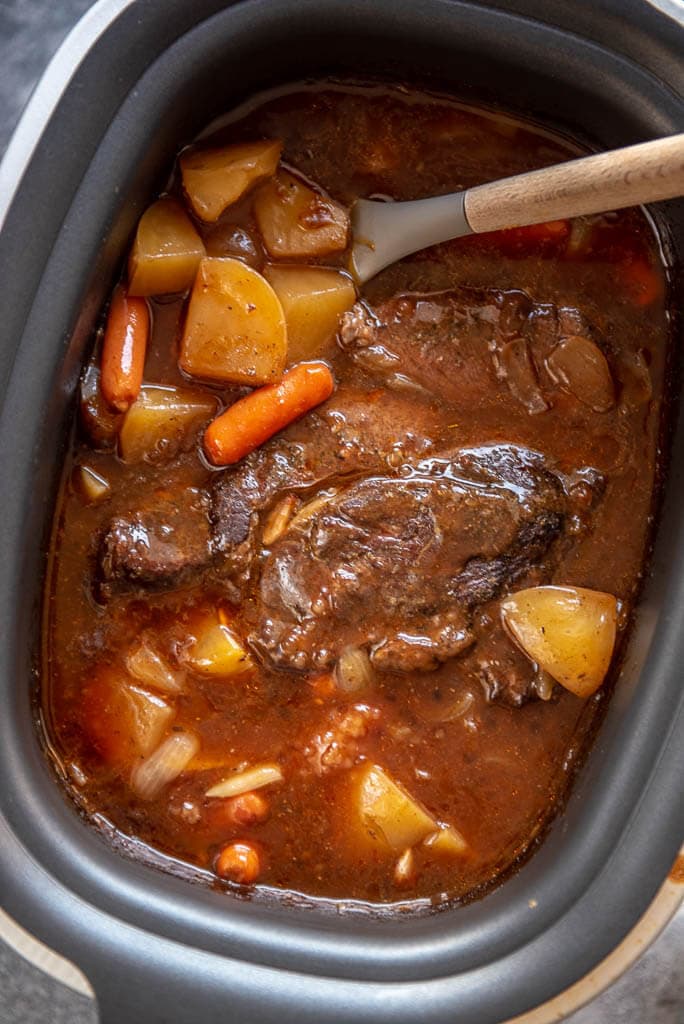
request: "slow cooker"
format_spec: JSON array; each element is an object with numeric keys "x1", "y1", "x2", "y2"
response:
[{"x1": 0, "y1": 2, "x2": 682, "y2": 1021}]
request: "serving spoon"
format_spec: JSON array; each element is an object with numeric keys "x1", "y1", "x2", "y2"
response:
[{"x1": 350, "y1": 133, "x2": 684, "y2": 283}]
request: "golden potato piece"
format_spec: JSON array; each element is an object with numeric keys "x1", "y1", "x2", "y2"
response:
[
  {"x1": 264, "y1": 265, "x2": 355, "y2": 362},
  {"x1": 254, "y1": 171, "x2": 350, "y2": 258},
  {"x1": 184, "y1": 617, "x2": 254, "y2": 678},
  {"x1": 354, "y1": 763, "x2": 436, "y2": 852},
  {"x1": 423, "y1": 825, "x2": 468, "y2": 857},
  {"x1": 74, "y1": 464, "x2": 111, "y2": 504},
  {"x1": 81, "y1": 667, "x2": 175, "y2": 767},
  {"x1": 501, "y1": 585, "x2": 618, "y2": 698},
  {"x1": 179, "y1": 257, "x2": 287, "y2": 386},
  {"x1": 119, "y1": 384, "x2": 218, "y2": 463},
  {"x1": 180, "y1": 140, "x2": 282, "y2": 222},
  {"x1": 128, "y1": 197, "x2": 205, "y2": 296},
  {"x1": 123, "y1": 685, "x2": 175, "y2": 758}
]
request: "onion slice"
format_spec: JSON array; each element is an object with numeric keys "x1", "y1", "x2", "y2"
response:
[
  {"x1": 335, "y1": 646, "x2": 374, "y2": 693},
  {"x1": 126, "y1": 639, "x2": 184, "y2": 694},
  {"x1": 131, "y1": 731, "x2": 199, "y2": 800},
  {"x1": 262, "y1": 494, "x2": 297, "y2": 546},
  {"x1": 205, "y1": 762, "x2": 283, "y2": 799}
]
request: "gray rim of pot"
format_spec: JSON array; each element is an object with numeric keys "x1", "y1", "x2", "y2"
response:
[{"x1": 0, "y1": 1, "x2": 683, "y2": 1022}]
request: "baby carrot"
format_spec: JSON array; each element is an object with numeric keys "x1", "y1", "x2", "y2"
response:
[
  {"x1": 490, "y1": 219, "x2": 570, "y2": 249},
  {"x1": 204, "y1": 361, "x2": 334, "y2": 466},
  {"x1": 515, "y1": 219, "x2": 570, "y2": 241},
  {"x1": 100, "y1": 286, "x2": 150, "y2": 412},
  {"x1": 621, "y1": 258, "x2": 663, "y2": 307}
]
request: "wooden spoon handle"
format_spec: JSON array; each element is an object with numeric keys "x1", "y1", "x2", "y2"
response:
[{"x1": 464, "y1": 133, "x2": 684, "y2": 233}]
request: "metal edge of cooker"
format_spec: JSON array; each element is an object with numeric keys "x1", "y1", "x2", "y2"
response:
[{"x1": 0, "y1": 1, "x2": 682, "y2": 1022}]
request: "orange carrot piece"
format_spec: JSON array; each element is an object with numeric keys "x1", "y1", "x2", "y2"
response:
[
  {"x1": 100, "y1": 286, "x2": 150, "y2": 412},
  {"x1": 622, "y1": 259, "x2": 663, "y2": 307},
  {"x1": 489, "y1": 219, "x2": 570, "y2": 250},
  {"x1": 516, "y1": 219, "x2": 570, "y2": 241},
  {"x1": 310, "y1": 673, "x2": 337, "y2": 701},
  {"x1": 204, "y1": 361, "x2": 334, "y2": 466}
]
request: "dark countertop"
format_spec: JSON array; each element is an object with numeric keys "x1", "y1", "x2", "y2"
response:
[{"x1": 0, "y1": 1, "x2": 682, "y2": 1021}]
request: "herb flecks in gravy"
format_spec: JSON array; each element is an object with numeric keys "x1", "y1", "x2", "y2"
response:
[{"x1": 44, "y1": 83, "x2": 668, "y2": 906}]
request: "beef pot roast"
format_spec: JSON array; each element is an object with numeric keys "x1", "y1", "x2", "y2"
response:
[
  {"x1": 338, "y1": 287, "x2": 611, "y2": 419},
  {"x1": 99, "y1": 385, "x2": 443, "y2": 593},
  {"x1": 254, "y1": 445, "x2": 565, "y2": 673}
]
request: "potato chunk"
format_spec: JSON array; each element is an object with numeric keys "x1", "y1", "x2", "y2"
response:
[
  {"x1": 424, "y1": 825, "x2": 468, "y2": 857},
  {"x1": 184, "y1": 616, "x2": 254, "y2": 678},
  {"x1": 119, "y1": 384, "x2": 218, "y2": 463},
  {"x1": 74, "y1": 464, "x2": 111, "y2": 505},
  {"x1": 128, "y1": 197, "x2": 205, "y2": 296},
  {"x1": 81, "y1": 667, "x2": 175, "y2": 767},
  {"x1": 179, "y1": 257, "x2": 287, "y2": 386},
  {"x1": 180, "y1": 140, "x2": 282, "y2": 221},
  {"x1": 354, "y1": 764, "x2": 437, "y2": 852},
  {"x1": 264, "y1": 265, "x2": 355, "y2": 362},
  {"x1": 254, "y1": 171, "x2": 350, "y2": 258},
  {"x1": 121, "y1": 686, "x2": 175, "y2": 757},
  {"x1": 501, "y1": 585, "x2": 618, "y2": 697},
  {"x1": 131, "y1": 731, "x2": 199, "y2": 800}
]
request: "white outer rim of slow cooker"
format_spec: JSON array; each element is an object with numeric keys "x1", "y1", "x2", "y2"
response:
[{"x1": 0, "y1": 0, "x2": 135, "y2": 234}]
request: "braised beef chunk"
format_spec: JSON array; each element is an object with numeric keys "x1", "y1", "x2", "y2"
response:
[
  {"x1": 447, "y1": 509, "x2": 562, "y2": 608},
  {"x1": 96, "y1": 387, "x2": 441, "y2": 592},
  {"x1": 339, "y1": 289, "x2": 612, "y2": 417},
  {"x1": 97, "y1": 279, "x2": 610, "y2": 600},
  {"x1": 97, "y1": 388, "x2": 441, "y2": 593},
  {"x1": 475, "y1": 621, "x2": 555, "y2": 708},
  {"x1": 253, "y1": 444, "x2": 566, "y2": 673},
  {"x1": 211, "y1": 387, "x2": 442, "y2": 577},
  {"x1": 99, "y1": 488, "x2": 212, "y2": 591}
]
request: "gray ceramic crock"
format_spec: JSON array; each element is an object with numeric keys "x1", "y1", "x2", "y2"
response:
[{"x1": 0, "y1": 1, "x2": 683, "y2": 1022}]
